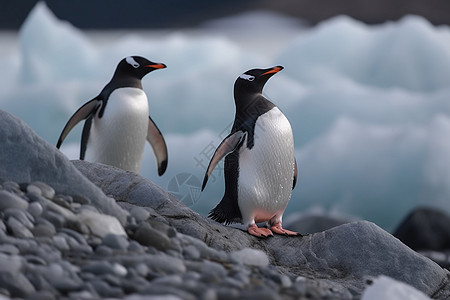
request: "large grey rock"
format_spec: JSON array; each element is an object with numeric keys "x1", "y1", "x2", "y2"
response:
[
  {"x1": 393, "y1": 207, "x2": 450, "y2": 251},
  {"x1": 0, "y1": 110, "x2": 128, "y2": 224},
  {"x1": 74, "y1": 160, "x2": 450, "y2": 299}
]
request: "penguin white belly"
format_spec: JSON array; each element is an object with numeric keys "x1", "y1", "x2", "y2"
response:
[
  {"x1": 85, "y1": 88, "x2": 149, "y2": 173},
  {"x1": 237, "y1": 107, "x2": 295, "y2": 225}
]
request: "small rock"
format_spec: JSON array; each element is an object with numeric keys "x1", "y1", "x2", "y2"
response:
[
  {"x1": 130, "y1": 207, "x2": 150, "y2": 222},
  {"x1": 102, "y1": 233, "x2": 130, "y2": 251},
  {"x1": 0, "y1": 244, "x2": 19, "y2": 255},
  {"x1": 0, "y1": 253, "x2": 23, "y2": 273},
  {"x1": 82, "y1": 261, "x2": 127, "y2": 277},
  {"x1": 26, "y1": 184, "x2": 42, "y2": 197},
  {"x1": 0, "y1": 272, "x2": 36, "y2": 298},
  {"x1": 27, "y1": 202, "x2": 43, "y2": 217},
  {"x1": 201, "y1": 260, "x2": 227, "y2": 283},
  {"x1": 43, "y1": 211, "x2": 65, "y2": 228},
  {"x1": 77, "y1": 210, "x2": 126, "y2": 238},
  {"x1": 95, "y1": 245, "x2": 113, "y2": 256},
  {"x1": 183, "y1": 245, "x2": 201, "y2": 260},
  {"x1": 4, "y1": 208, "x2": 34, "y2": 229},
  {"x1": 231, "y1": 248, "x2": 269, "y2": 267},
  {"x1": 134, "y1": 224, "x2": 172, "y2": 251},
  {"x1": 90, "y1": 279, "x2": 124, "y2": 297},
  {"x1": 32, "y1": 223, "x2": 56, "y2": 238},
  {"x1": 52, "y1": 235, "x2": 70, "y2": 251},
  {"x1": 140, "y1": 254, "x2": 186, "y2": 274},
  {"x1": 26, "y1": 290, "x2": 56, "y2": 300},
  {"x1": 30, "y1": 182, "x2": 56, "y2": 199},
  {"x1": 0, "y1": 190, "x2": 28, "y2": 211},
  {"x1": 127, "y1": 240, "x2": 145, "y2": 253},
  {"x1": 7, "y1": 216, "x2": 33, "y2": 238}
]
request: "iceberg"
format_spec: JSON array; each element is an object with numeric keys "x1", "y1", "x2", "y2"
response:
[{"x1": 1, "y1": 2, "x2": 450, "y2": 230}]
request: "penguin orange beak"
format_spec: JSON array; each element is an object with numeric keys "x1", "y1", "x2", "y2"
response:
[
  {"x1": 146, "y1": 63, "x2": 167, "y2": 69},
  {"x1": 261, "y1": 66, "x2": 283, "y2": 76}
]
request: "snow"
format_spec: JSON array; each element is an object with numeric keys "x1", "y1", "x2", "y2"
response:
[
  {"x1": 1, "y1": 2, "x2": 450, "y2": 231},
  {"x1": 362, "y1": 275, "x2": 431, "y2": 300}
]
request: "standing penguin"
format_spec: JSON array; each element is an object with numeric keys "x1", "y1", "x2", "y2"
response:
[
  {"x1": 56, "y1": 56, "x2": 168, "y2": 175},
  {"x1": 202, "y1": 66, "x2": 299, "y2": 237}
]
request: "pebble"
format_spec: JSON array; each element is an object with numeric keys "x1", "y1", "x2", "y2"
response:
[
  {"x1": 0, "y1": 272, "x2": 36, "y2": 298},
  {"x1": 28, "y1": 201, "x2": 44, "y2": 217},
  {"x1": 130, "y1": 207, "x2": 150, "y2": 222},
  {"x1": 0, "y1": 190, "x2": 29, "y2": 211},
  {"x1": 102, "y1": 233, "x2": 130, "y2": 250},
  {"x1": 4, "y1": 208, "x2": 35, "y2": 229},
  {"x1": 32, "y1": 223, "x2": 56, "y2": 237},
  {"x1": 231, "y1": 248, "x2": 269, "y2": 267},
  {"x1": 77, "y1": 209, "x2": 126, "y2": 237},
  {"x1": 134, "y1": 224, "x2": 173, "y2": 251},
  {"x1": 201, "y1": 261, "x2": 228, "y2": 283},
  {"x1": 7, "y1": 216, "x2": 34, "y2": 238},
  {"x1": 26, "y1": 184, "x2": 42, "y2": 197}
]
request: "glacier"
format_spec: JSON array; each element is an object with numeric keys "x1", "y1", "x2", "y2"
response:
[{"x1": 2, "y1": 2, "x2": 450, "y2": 231}]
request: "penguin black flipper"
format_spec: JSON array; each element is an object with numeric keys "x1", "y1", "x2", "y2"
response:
[
  {"x1": 293, "y1": 158, "x2": 298, "y2": 190},
  {"x1": 146, "y1": 116, "x2": 168, "y2": 176},
  {"x1": 56, "y1": 98, "x2": 101, "y2": 149},
  {"x1": 201, "y1": 130, "x2": 247, "y2": 191}
]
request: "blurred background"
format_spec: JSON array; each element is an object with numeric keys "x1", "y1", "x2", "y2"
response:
[{"x1": 2, "y1": 1, "x2": 450, "y2": 233}]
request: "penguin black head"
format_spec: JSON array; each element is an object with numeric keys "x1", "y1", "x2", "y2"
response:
[
  {"x1": 234, "y1": 66, "x2": 284, "y2": 96},
  {"x1": 114, "y1": 56, "x2": 167, "y2": 80}
]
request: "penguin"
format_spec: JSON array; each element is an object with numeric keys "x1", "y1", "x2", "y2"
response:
[
  {"x1": 56, "y1": 56, "x2": 168, "y2": 175},
  {"x1": 201, "y1": 66, "x2": 299, "y2": 238}
]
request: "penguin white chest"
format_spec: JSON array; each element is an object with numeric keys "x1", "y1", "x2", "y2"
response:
[
  {"x1": 237, "y1": 107, "x2": 295, "y2": 224},
  {"x1": 85, "y1": 87, "x2": 149, "y2": 173}
]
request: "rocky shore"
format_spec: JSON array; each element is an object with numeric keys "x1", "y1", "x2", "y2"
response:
[{"x1": 0, "y1": 109, "x2": 449, "y2": 299}]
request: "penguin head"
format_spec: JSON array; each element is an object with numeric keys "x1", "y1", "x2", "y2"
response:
[
  {"x1": 114, "y1": 56, "x2": 166, "y2": 80},
  {"x1": 234, "y1": 66, "x2": 284, "y2": 96}
]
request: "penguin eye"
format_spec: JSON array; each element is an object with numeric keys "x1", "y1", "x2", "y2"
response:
[
  {"x1": 239, "y1": 74, "x2": 255, "y2": 81},
  {"x1": 126, "y1": 56, "x2": 140, "y2": 69}
]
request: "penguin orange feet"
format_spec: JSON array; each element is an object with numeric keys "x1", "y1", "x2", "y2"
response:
[
  {"x1": 247, "y1": 224, "x2": 274, "y2": 238},
  {"x1": 270, "y1": 222, "x2": 300, "y2": 236}
]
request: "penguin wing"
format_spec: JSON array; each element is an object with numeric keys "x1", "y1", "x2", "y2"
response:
[
  {"x1": 146, "y1": 116, "x2": 168, "y2": 176},
  {"x1": 56, "y1": 99, "x2": 101, "y2": 149},
  {"x1": 293, "y1": 158, "x2": 298, "y2": 190},
  {"x1": 201, "y1": 130, "x2": 246, "y2": 191}
]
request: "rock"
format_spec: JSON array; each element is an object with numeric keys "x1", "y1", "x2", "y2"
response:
[
  {"x1": 134, "y1": 224, "x2": 172, "y2": 251},
  {"x1": 393, "y1": 207, "x2": 450, "y2": 251},
  {"x1": 0, "y1": 272, "x2": 36, "y2": 297},
  {"x1": 130, "y1": 207, "x2": 150, "y2": 222},
  {"x1": 285, "y1": 212, "x2": 355, "y2": 234},
  {"x1": 32, "y1": 224, "x2": 56, "y2": 238},
  {"x1": 7, "y1": 216, "x2": 33, "y2": 238},
  {"x1": 30, "y1": 181, "x2": 56, "y2": 199},
  {"x1": 102, "y1": 233, "x2": 130, "y2": 251},
  {"x1": 27, "y1": 201, "x2": 44, "y2": 218},
  {"x1": 77, "y1": 209, "x2": 126, "y2": 238},
  {"x1": 75, "y1": 161, "x2": 450, "y2": 299},
  {"x1": 0, "y1": 110, "x2": 128, "y2": 224},
  {"x1": 361, "y1": 275, "x2": 432, "y2": 300},
  {"x1": 0, "y1": 253, "x2": 23, "y2": 273},
  {"x1": 0, "y1": 190, "x2": 29, "y2": 211},
  {"x1": 231, "y1": 248, "x2": 269, "y2": 267}
]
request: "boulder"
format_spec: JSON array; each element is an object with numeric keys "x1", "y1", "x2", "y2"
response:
[
  {"x1": 74, "y1": 160, "x2": 450, "y2": 298},
  {"x1": 393, "y1": 207, "x2": 450, "y2": 251},
  {"x1": 0, "y1": 110, "x2": 128, "y2": 224}
]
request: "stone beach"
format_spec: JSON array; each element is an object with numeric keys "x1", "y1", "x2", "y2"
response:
[{"x1": 0, "y1": 109, "x2": 450, "y2": 299}]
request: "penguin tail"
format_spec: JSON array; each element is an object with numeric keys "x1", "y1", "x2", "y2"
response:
[{"x1": 208, "y1": 197, "x2": 242, "y2": 225}]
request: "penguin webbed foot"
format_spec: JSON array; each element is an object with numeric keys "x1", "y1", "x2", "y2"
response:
[
  {"x1": 247, "y1": 224, "x2": 274, "y2": 238},
  {"x1": 270, "y1": 223, "x2": 301, "y2": 236}
]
